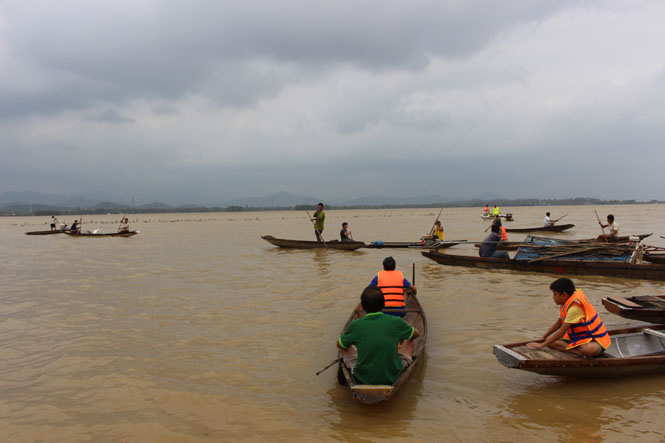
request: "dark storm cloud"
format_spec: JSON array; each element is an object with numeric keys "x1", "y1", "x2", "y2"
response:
[{"x1": 0, "y1": 0, "x2": 572, "y2": 119}]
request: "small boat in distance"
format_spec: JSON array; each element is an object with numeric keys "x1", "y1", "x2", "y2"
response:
[
  {"x1": 493, "y1": 324, "x2": 665, "y2": 377},
  {"x1": 65, "y1": 231, "x2": 139, "y2": 237},
  {"x1": 261, "y1": 235, "x2": 365, "y2": 250},
  {"x1": 505, "y1": 223, "x2": 575, "y2": 233},
  {"x1": 602, "y1": 295, "x2": 665, "y2": 324},
  {"x1": 337, "y1": 292, "x2": 427, "y2": 404}
]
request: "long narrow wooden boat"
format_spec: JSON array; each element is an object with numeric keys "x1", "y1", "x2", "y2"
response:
[
  {"x1": 25, "y1": 229, "x2": 69, "y2": 235},
  {"x1": 261, "y1": 235, "x2": 365, "y2": 250},
  {"x1": 493, "y1": 324, "x2": 665, "y2": 377},
  {"x1": 421, "y1": 250, "x2": 665, "y2": 281},
  {"x1": 65, "y1": 231, "x2": 139, "y2": 237},
  {"x1": 366, "y1": 240, "x2": 467, "y2": 249},
  {"x1": 602, "y1": 295, "x2": 665, "y2": 323},
  {"x1": 505, "y1": 223, "x2": 574, "y2": 233},
  {"x1": 337, "y1": 292, "x2": 427, "y2": 404}
]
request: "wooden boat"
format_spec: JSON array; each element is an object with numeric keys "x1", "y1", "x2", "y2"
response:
[
  {"x1": 367, "y1": 240, "x2": 467, "y2": 249},
  {"x1": 261, "y1": 235, "x2": 365, "y2": 250},
  {"x1": 505, "y1": 223, "x2": 574, "y2": 233},
  {"x1": 337, "y1": 292, "x2": 427, "y2": 404},
  {"x1": 602, "y1": 295, "x2": 665, "y2": 323},
  {"x1": 481, "y1": 213, "x2": 513, "y2": 221},
  {"x1": 421, "y1": 250, "x2": 665, "y2": 281},
  {"x1": 493, "y1": 324, "x2": 665, "y2": 377},
  {"x1": 65, "y1": 231, "x2": 139, "y2": 237},
  {"x1": 25, "y1": 229, "x2": 69, "y2": 235}
]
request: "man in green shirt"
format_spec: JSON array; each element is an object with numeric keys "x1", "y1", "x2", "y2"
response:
[
  {"x1": 337, "y1": 286, "x2": 420, "y2": 385},
  {"x1": 312, "y1": 203, "x2": 325, "y2": 242}
]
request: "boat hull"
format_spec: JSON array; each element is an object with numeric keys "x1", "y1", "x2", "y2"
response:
[
  {"x1": 421, "y1": 251, "x2": 665, "y2": 281},
  {"x1": 65, "y1": 231, "x2": 139, "y2": 237},
  {"x1": 25, "y1": 230, "x2": 69, "y2": 235},
  {"x1": 337, "y1": 293, "x2": 427, "y2": 404},
  {"x1": 602, "y1": 295, "x2": 665, "y2": 323},
  {"x1": 261, "y1": 235, "x2": 365, "y2": 250},
  {"x1": 505, "y1": 223, "x2": 575, "y2": 233},
  {"x1": 493, "y1": 324, "x2": 665, "y2": 377},
  {"x1": 367, "y1": 240, "x2": 466, "y2": 249}
]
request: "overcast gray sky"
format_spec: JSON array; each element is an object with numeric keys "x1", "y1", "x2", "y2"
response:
[{"x1": 2, "y1": 0, "x2": 664, "y2": 205}]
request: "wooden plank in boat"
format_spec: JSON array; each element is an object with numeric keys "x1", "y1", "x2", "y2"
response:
[{"x1": 606, "y1": 296, "x2": 642, "y2": 308}]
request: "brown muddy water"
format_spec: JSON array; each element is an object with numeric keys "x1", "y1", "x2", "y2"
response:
[{"x1": 2, "y1": 205, "x2": 665, "y2": 442}]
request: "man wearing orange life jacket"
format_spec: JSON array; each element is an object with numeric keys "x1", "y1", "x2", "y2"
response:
[
  {"x1": 527, "y1": 278, "x2": 611, "y2": 358},
  {"x1": 493, "y1": 217, "x2": 508, "y2": 242},
  {"x1": 369, "y1": 257, "x2": 417, "y2": 317}
]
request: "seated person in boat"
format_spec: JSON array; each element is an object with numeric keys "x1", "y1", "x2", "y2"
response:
[
  {"x1": 340, "y1": 222, "x2": 353, "y2": 242},
  {"x1": 527, "y1": 278, "x2": 611, "y2": 358},
  {"x1": 118, "y1": 217, "x2": 130, "y2": 233},
  {"x1": 369, "y1": 256, "x2": 417, "y2": 317},
  {"x1": 483, "y1": 204, "x2": 489, "y2": 215},
  {"x1": 70, "y1": 220, "x2": 81, "y2": 234},
  {"x1": 543, "y1": 212, "x2": 554, "y2": 227},
  {"x1": 433, "y1": 220, "x2": 444, "y2": 240},
  {"x1": 337, "y1": 286, "x2": 420, "y2": 385},
  {"x1": 479, "y1": 225, "x2": 510, "y2": 259},
  {"x1": 597, "y1": 214, "x2": 619, "y2": 241},
  {"x1": 493, "y1": 215, "x2": 509, "y2": 240}
]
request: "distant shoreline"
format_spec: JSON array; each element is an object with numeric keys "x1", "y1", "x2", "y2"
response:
[{"x1": 2, "y1": 198, "x2": 663, "y2": 217}]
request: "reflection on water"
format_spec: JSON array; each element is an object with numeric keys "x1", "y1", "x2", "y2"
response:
[
  {"x1": 2, "y1": 205, "x2": 665, "y2": 440},
  {"x1": 326, "y1": 352, "x2": 427, "y2": 441}
]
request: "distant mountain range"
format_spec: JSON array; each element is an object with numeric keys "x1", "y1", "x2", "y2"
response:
[{"x1": 1, "y1": 190, "x2": 658, "y2": 216}]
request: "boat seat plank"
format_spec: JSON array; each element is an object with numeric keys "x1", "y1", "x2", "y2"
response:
[{"x1": 606, "y1": 296, "x2": 643, "y2": 308}]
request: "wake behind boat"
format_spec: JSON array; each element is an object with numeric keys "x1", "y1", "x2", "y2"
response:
[
  {"x1": 261, "y1": 235, "x2": 365, "y2": 250},
  {"x1": 337, "y1": 292, "x2": 427, "y2": 404},
  {"x1": 493, "y1": 324, "x2": 665, "y2": 377}
]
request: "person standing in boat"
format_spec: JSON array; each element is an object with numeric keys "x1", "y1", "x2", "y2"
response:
[
  {"x1": 311, "y1": 203, "x2": 325, "y2": 242},
  {"x1": 336, "y1": 285, "x2": 420, "y2": 386},
  {"x1": 340, "y1": 222, "x2": 353, "y2": 242},
  {"x1": 527, "y1": 278, "x2": 611, "y2": 358},
  {"x1": 492, "y1": 205, "x2": 500, "y2": 216},
  {"x1": 369, "y1": 256, "x2": 417, "y2": 317},
  {"x1": 483, "y1": 204, "x2": 490, "y2": 216},
  {"x1": 597, "y1": 214, "x2": 619, "y2": 241},
  {"x1": 50, "y1": 215, "x2": 59, "y2": 231},
  {"x1": 479, "y1": 224, "x2": 509, "y2": 259},
  {"x1": 543, "y1": 212, "x2": 554, "y2": 227}
]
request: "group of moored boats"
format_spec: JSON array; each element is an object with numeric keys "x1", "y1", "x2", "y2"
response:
[{"x1": 270, "y1": 212, "x2": 665, "y2": 402}]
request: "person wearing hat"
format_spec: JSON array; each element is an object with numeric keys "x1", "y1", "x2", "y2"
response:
[{"x1": 368, "y1": 257, "x2": 417, "y2": 317}]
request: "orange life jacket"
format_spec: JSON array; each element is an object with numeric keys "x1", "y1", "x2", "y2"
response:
[
  {"x1": 483, "y1": 206, "x2": 489, "y2": 214},
  {"x1": 500, "y1": 226, "x2": 508, "y2": 241},
  {"x1": 377, "y1": 270, "x2": 405, "y2": 308},
  {"x1": 559, "y1": 289, "x2": 611, "y2": 349}
]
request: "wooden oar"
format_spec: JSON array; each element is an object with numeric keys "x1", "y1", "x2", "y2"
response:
[
  {"x1": 594, "y1": 210, "x2": 608, "y2": 243},
  {"x1": 316, "y1": 357, "x2": 342, "y2": 376},
  {"x1": 552, "y1": 214, "x2": 568, "y2": 223},
  {"x1": 305, "y1": 210, "x2": 328, "y2": 249}
]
